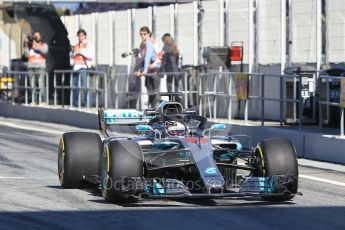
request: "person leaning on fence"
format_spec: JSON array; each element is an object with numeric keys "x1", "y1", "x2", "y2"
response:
[
  {"x1": 70, "y1": 29, "x2": 94, "y2": 107},
  {"x1": 24, "y1": 31, "x2": 48, "y2": 104},
  {"x1": 160, "y1": 33, "x2": 181, "y2": 103},
  {"x1": 135, "y1": 26, "x2": 162, "y2": 108}
]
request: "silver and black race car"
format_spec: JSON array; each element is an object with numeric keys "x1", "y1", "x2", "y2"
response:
[{"x1": 58, "y1": 101, "x2": 299, "y2": 203}]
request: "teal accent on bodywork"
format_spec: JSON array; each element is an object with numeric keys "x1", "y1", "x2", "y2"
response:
[
  {"x1": 103, "y1": 109, "x2": 154, "y2": 125},
  {"x1": 267, "y1": 177, "x2": 275, "y2": 193},
  {"x1": 136, "y1": 125, "x2": 152, "y2": 131},
  {"x1": 145, "y1": 179, "x2": 165, "y2": 195},
  {"x1": 236, "y1": 143, "x2": 242, "y2": 150},
  {"x1": 210, "y1": 124, "x2": 226, "y2": 130},
  {"x1": 153, "y1": 180, "x2": 164, "y2": 194},
  {"x1": 220, "y1": 153, "x2": 233, "y2": 160},
  {"x1": 257, "y1": 177, "x2": 274, "y2": 193},
  {"x1": 205, "y1": 167, "x2": 217, "y2": 174}
]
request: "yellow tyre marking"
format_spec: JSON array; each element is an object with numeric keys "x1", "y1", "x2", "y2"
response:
[
  {"x1": 105, "y1": 144, "x2": 110, "y2": 173},
  {"x1": 257, "y1": 144, "x2": 265, "y2": 177},
  {"x1": 59, "y1": 137, "x2": 65, "y2": 184},
  {"x1": 60, "y1": 137, "x2": 65, "y2": 151},
  {"x1": 103, "y1": 144, "x2": 110, "y2": 193}
]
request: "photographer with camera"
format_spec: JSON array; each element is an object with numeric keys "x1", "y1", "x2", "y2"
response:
[
  {"x1": 70, "y1": 29, "x2": 94, "y2": 107},
  {"x1": 121, "y1": 47, "x2": 141, "y2": 109},
  {"x1": 24, "y1": 31, "x2": 48, "y2": 104},
  {"x1": 135, "y1": 26, "x2": 162, "y2": 108}
]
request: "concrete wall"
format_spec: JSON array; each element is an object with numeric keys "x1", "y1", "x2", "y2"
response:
[
  {"x1": 176, "y1": 2, "x2": 196, "y2": 65},
  {"x1": 202, "y1": 0, "x2": 223, "y2": 47},
  {"x1": 257, "y1": 0, "x2": 282, "y2": 64},
  {"x1": 227, "y1": 0, "x2": 250, "y2": 64},
  {"x1": 291, "y1": 0, "x2": 318, "y2": 63},
  {"x1": 154, "y1": 5, "x2": 173, "y2": 43},
  {"x1": 327, "y1": 0, "x2": 345, "y2": 63},
  {"x1": 114, "y1": 10, "x2": 130, "y2": 66}
]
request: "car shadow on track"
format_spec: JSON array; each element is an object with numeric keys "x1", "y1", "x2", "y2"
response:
[{"x1": 88, "y1": 196, "x2": 296, "y2": 208}]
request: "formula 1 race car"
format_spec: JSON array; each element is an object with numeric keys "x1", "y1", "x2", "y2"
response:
[{"x1": 58, "y1": 101, "x2": 299, "y2": 203}]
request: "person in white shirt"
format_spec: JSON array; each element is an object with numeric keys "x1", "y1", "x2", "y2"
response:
[{"x1": 70, "y1": 29, "x2": 94, "y2": 107}]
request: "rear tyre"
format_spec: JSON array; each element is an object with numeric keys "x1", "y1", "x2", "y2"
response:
[
  {"x1": 101, "y1": 139, "x2": 143, "y2": 203},
  {"x1": 255, "y1": 138, "x2": 298, "y2": 202},
  {"x1": 58, "y1": 132, "x2": 102, "y2": 188}
]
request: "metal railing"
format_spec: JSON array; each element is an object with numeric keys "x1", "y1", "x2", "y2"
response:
[
  {"x1": 2, "y1": 70, "x2": 49, "y2": 105},
  {"x1": 53, "y1": 69, "x2": 108, "y2": 109},
  {"x1": 4, "y1": 66, "x2": 345, "y2": 137},
  {"x1": 198, "y1": 71, "x2": 307, "y2": 128},
  {"x1": 318, "y1": 75, "x2": 345, "y2": 136},
  {"x1": 111, "y1": 71, "x2": 198, "y2": 110}
]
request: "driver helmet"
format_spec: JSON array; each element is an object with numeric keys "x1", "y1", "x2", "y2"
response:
[{"x1": 165, "y1": 121, "x2": 185, "y2": 136}]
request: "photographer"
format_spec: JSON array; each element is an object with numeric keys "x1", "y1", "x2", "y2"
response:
[
  {"x1": 70, "y1": 29, "x2": 94, "y2": 107},
  {"x1": 24, "y1": 31, "x2": 49, "y2": 104},
  {"x1": 135, "y1": 26, "x2": 162, "y2": 108},
  {"x1": 122, "y1": 47, "x2": 142, "y2": 109}
]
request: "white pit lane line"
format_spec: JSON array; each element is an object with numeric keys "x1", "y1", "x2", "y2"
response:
[
  {"x1": 0, "y1": 176, "x2": 56, "y2": 179},
  {"x1": 299, "y1": 174, "x2": 345, "y2": 187},
  {"x1": 0, "y1": 121, "x2": 63, "y2": 135}
]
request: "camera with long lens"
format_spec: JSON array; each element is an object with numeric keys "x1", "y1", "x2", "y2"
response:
[
  {"x1": 23, "y1": 34, "x2": 34, "y2": 48},
  {"x1": 121, "y1": 48, "x2": 140, "y2": 58}
]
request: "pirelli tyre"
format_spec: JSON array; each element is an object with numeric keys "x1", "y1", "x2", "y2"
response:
[
  {"x1": 255, "y1": 138, "x2": 298, "y2": 202},
  {"x1": 58, "y1": 132, "x2": 102, "y2": 188},
  {"x1": 101, "y1": 139, "x2": 143, "y2": 203}
]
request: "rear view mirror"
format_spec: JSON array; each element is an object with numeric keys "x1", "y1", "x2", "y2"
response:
[{"x1": 203, "y1": 124, "x2": 226, "y2": 137}]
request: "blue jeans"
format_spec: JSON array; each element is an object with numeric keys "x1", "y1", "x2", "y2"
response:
[
  {"x1": 72, "y1": 69, "x2": 88, "y2": 107},
  {"x1": 29, "y1": 68, "x2": 46, "y2": 103}
]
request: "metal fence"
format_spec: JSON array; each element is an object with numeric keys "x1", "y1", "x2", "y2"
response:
[
  {"x1": 318, "y1": 75, "x2": 345, "y2": 136},
  {"x1": 198, "y1": 72, "x2": 307, "y2": 127},
  {"x1": 110, "y1": 69, "x2": 314, "y2": 132},
  {"x1": 53, "y1": 70, "x2": 108, "y2": 109},
  {"x1": 2, "y1": 70, "x2": 49, "y2": 105},
  {"x1": 111, "y1": 71, "x2": 198, "y2": 111},
  {"x1": 2, "y1": 67, "x2": 345, "y2": 137}
]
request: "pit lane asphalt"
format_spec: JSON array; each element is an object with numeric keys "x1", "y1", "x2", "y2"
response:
[{"x1": 0, "y1": 117, "x2": 345, "y2": 230}]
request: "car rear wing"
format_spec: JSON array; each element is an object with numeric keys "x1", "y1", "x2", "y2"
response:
[{"x1": 98, "y1": 108, "x2": 154, "y2": 135}]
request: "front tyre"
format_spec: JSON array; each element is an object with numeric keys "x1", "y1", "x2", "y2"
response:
[
  {"x1": 101, "y1": 139, "x2": 143, "y2": 203},
  {"x1": 58, "y1": 132, "x2": 102, "y2": 188},
  {"x1": 255, "y1": 138, "x2": 298, "y2": 202}
]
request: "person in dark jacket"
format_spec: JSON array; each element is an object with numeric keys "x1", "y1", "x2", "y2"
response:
[{"x1": 160, "y1": 33, "x2": 181, "y2": 102}]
